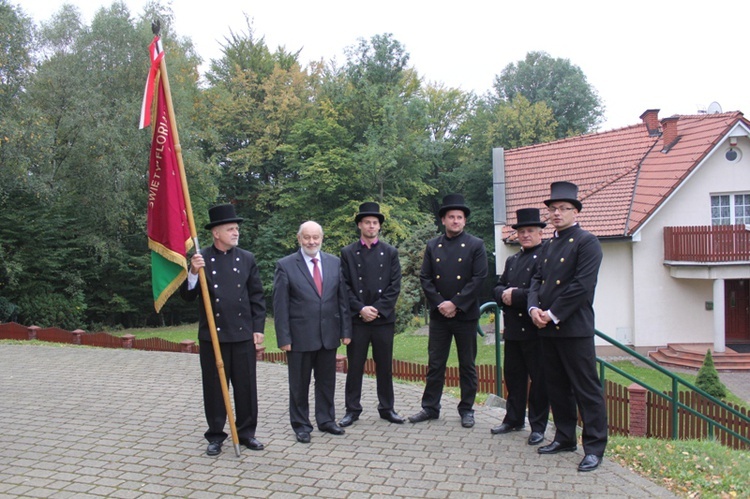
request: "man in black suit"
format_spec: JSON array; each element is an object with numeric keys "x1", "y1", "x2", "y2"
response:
[
  {"x1": 491, "y1": 208, "x2": 550, "y2": 445},
  {"x1": 339, "y1": 202, "x2": 404, "y2": 428},
  {"x1": 528, "y1": 181, "x2": 607, "y2": 472},
  {"x1": 181, "y1": 204, "x2": 266, "y2": 456},
  {"x1": 273, "y1": 221, "x2": 352, "y2": 443},
  {"x1": 409, "y1": 194, "x2": 488, "y2": 428}
]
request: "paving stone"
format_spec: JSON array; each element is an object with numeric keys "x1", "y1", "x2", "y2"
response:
[{"x1": 0, "y1": 343, "x2": 680, "y2": 498}]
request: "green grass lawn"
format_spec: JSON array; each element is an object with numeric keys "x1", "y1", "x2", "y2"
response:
[
  {"x1": 607, "y1": 435, "x2": 749, "y2": 498},
  {"x1": 118, "y1": 318, "x2": 499, "y2": 364}
]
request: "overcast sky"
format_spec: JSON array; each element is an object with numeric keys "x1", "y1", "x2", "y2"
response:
[{"x1": 21, "y1": 0, "x2": 749, "y2": 131}]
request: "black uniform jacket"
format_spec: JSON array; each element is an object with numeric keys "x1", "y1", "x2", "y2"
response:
[
  {"x1": 180, "y1": 245, "x2": 266, "y2": 343},
  {"x1": 494, "y1": 242, "x2": 544, "y2": 341},
  {"x1": 273, "y1": 250, "x2": 352, "y2": 352},
  {"x1": 528, "y1": 224, "x2": 602, "y2": 338},
  {"x1": 340, "y1": 240, "x2": 401, "y2": 326},
  {"x1": 420, "y1": 231, "x2": 488, "y2": 322}
]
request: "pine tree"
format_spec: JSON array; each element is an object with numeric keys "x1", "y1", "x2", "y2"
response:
[{"x1": 695, "y1": 349, "x2": 727, "y2": 399}]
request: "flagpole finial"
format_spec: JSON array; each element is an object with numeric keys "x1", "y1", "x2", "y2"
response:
[{"x1": 151, "y1": 20, "x2": 161, "y2": 36}]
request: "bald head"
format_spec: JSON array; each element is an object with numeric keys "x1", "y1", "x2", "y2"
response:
[{"x1": 297, "y1": 221, "x2": 323, "y2": 257}]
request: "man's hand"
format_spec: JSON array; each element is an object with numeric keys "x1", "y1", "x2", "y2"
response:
[
  {"x1": 341, "y1": 338, "x2": 351, "y2": 345},
  {"x1": 437, "y1": 300, "x2": 457, "y2": 318},
  {"x1": 530, "y1": 308, "x2": 551, "y2": 329},
  {"x1": 280, "y1": 344, "x2": 291, "y2": 352},
  {"x1": 501, "y1": 287, "x2": 515, "y2": 306},
  {"x1": 359, "y1": 305, "x2": 378, "y2": 322},
  {"x1": 253, "y1": 333, "x2": 264, "y2": 345},
  {"x1": 189, "y1": 253, "x2": 205, "y2": 275}
]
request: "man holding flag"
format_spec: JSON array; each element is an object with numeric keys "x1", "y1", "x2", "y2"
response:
[
  {"x1": 181, "y1": 205, "x2": 267, "y2": 456},
  {"x1": 142, "y1": 28, "x2": 264, "y2": 457}
]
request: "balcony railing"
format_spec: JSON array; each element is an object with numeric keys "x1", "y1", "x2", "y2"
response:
[{"x1": 664, "y1": 224, "x2": 750, "y2": 262}]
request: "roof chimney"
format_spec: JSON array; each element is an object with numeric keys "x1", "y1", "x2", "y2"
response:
[
  {"x1": 661, "y1": 117, "x2": 680, "y2": 152},
  {"x1": 640, "y1": 109, "x2": 660, "y2": 136}
]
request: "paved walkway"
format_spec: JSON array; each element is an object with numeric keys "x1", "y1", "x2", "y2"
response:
[
  {"x1": 715, "y1": 371, "x2": 750, "y2": 404},
  {"x1": 0, "y1": 344, "x2": 677, "y2": 498}
]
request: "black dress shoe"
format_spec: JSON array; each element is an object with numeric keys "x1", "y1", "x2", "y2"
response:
[
  {"x1": 490, "y1": 423, "x2": 524, "y2": 434},
  {"x1": 206, "y1": 440, "x2": 223, "y2": 456},
  {"x1": 239, "y1": 437, "x2": 264, "y2": 451},
  {"x1": 461, "y1": 413, "x2": 475, "y2": 428},
  {"x1": 538, "y1": 441, "x2": 577, "y2": 454},
  {"x1": 578, "y1": 454, "x2": 602, "y2": 472},
  {"x1": 320, "y1": 422, "x2": 345, "y2": 435},
  {"x1": 295, "y1": 432, "x2": 311, "y2": 443},
  {"x1": 339, "y1": 412, "x2": 359, "y2": 427},
  {"x1": 379, "y1": 410, "x2": 405, "y2": 424},
  {"x1": 527, "y1": 431, "x2": 545, "y2": 445},
  {"x1": 408, "y1": 409, "x2": 438, "y2": 423}
]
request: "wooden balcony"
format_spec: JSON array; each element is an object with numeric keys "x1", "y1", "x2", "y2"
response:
[{"x1": 664, "y1": 224, "x2": 750, "y2": 263}]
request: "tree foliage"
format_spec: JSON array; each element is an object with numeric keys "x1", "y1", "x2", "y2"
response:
[
  {"x1": 2, "y1": 3, "x2": 606, "y2": 330},
  {"x1": 494, "y1": 51, "x2": 604, "y2": 137}
]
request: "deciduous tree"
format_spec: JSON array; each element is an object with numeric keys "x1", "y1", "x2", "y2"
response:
[{"x1": 494, "y1": 51, "x2": 604, "y2": 137}]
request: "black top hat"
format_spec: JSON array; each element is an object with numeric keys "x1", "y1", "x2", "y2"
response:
[
  {"x1": 355, "y1": 202, "x2": 385, "y2": 224},
  {"x1": 512, "y1": 208, "x2": 547, "y2": 229},
  {"x1": 205, "y1": 204, "x2": 244, "y2": 230},
  {"x1": 544, "y1": 181, "x2": 583, "y2": 212},
  {"x1": 438, "y1": 193, "x2": 471, "y2": 218}
]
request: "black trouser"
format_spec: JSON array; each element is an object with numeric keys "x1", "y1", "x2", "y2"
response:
[
  {"x1": 421, "y1": 317, "x2": 478, "y2": 416},
  {"x1": 344, "y1": 323, "x2": 396, "y2": 415},
  {"x1": 540, "y1": 336, "x2": 608, "y2": 456},
  {"x1": 502, "y1": 338, "x2": 549, "y2": 432},
  {"x1": 199, "y1": 339, "x2": 258, "y2": 443},
  {"x1": 286, "y1": 348, "x2": 337, "y2": 433}
]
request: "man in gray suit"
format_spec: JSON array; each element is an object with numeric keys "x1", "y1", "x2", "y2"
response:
[{"x1": 273, "y1": 221, "x2": 352, "y2": 443}]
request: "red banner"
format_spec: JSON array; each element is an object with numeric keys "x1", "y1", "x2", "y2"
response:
[{"x1": 147, "y1": 74, "x2": 192, "y2": 312}]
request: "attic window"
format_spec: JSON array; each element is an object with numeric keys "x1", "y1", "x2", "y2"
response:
[{"x1": 725, "y1": 147, "x2": 741, "y2": 163}]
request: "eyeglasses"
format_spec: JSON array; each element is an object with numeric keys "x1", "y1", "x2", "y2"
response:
[{"x1": 547, "y1": 206, "x2": 575, "y2": 214}]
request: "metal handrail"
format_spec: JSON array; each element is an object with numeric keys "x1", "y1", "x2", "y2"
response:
[
  {"x1": 478, "y1": 300, "x2": 750, "y2": 447},
  {"x1": 595, "y1": 329, "x2": 749, "y2": 445},
  {"x1": 478, "y1": 301, "x2": 502, "y2": 396}
]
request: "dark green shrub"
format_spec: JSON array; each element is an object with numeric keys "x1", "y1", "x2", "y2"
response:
[
  {"x1": 695, "y1": 349, "x2": 727, "y2": 399},
  {"x1": 0, "y1": 297, "x2": 18, "y2": 322},
  {"x1": 16, "y1": 292, "x2": 87, "y2": 330}
]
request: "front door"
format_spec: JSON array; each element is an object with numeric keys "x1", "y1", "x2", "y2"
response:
[{"x1": 725, "y1": 279, "x2": 750, "y2": 342}]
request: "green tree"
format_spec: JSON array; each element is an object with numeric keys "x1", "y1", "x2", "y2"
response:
[
  {"x1": 494, "y1": 51, "x2": 604, "y2": 138},
  {"x1": 420, "y1": 82, "x2": 472, "y2": 218},
  {"x1": 200, "y1": 18, "x2": 309, "y2": 234},
  {"x1": 0, "y1": 0, "x2": 33, "y2": 112},
  {"x1": 395, "y1": 217, "x2": 437, "y2": 332},
  {"x1": 0, "y1": 189, "x2": 86, "y2": 329},
  {"x1": 324, "y1": 33, "x2": 433, "y2": 239},
  {"x1": 2, "y1": 2, "x2": 210, "y2": 328},
  {"x1": 695, "y1": 349, "x2": 728, "y2": 399},
  {"x1": 483, "y1": 95, "x2": 557, "y2": 149},
  {"x1": 0, "y1": 0, "x2": 36, "y2": 198}
]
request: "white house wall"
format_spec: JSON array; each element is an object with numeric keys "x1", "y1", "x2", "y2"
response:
[
  {"x1": 595, "y1": 240, "x2": 634, "y2": 346},
  {"x1": 632, "y1": 137, "x2": 750, "y2": 348}
]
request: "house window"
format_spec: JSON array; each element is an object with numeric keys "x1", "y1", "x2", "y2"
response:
[{"x1": 711, "y1": 194, "x2": 750, "y2": 225}]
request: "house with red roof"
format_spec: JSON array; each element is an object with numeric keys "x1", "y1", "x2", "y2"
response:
[{"x1": 493, "y1": 109, "x2": 750, "y2": 369}]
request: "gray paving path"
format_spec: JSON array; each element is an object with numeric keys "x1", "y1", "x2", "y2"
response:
[
  {"x1": 718, "y1": 371, "x2": 750, "y2": 404},
  {"x1": 0, "y1": 343, "x2": 677, "y2": 498}
]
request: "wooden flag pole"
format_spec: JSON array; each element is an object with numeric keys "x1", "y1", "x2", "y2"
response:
[{"x1": 152, "y1": 24, "x2": 241, "y2": 458}]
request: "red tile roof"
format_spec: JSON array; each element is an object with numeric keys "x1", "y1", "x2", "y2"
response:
[{"x1": 501, "y1": 111, "x2": 748, "y2": 241}]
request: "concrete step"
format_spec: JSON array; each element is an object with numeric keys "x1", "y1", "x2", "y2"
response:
[{"x1": 649, "y1": 344, "x2": 750, "y2": 371}]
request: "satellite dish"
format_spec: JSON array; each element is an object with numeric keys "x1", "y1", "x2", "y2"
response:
[{"x1": 707, "y1": 101, "x2": 723, "y2": 114}]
